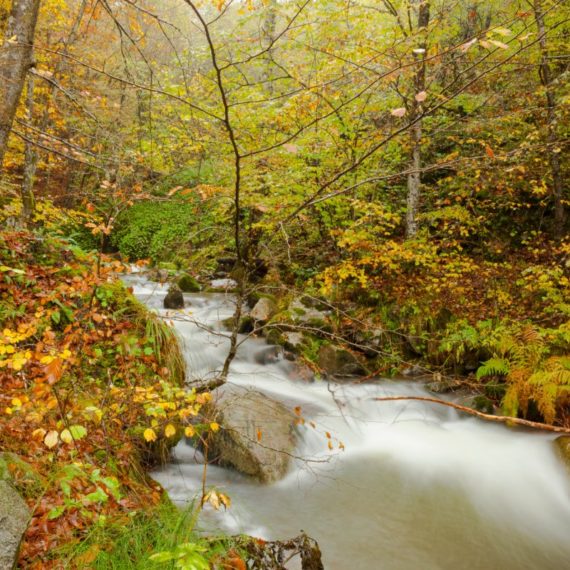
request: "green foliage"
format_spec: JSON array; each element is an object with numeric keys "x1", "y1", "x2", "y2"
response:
[
  {"x1": 111, "y1": 197, "x2": 231, "y2": 267},
  {"x1": 441, "y1": 319, "x2": 570, "y2": 423},
  {"x1": 66, "y1": 502, "x2": 210, "y2": 569},
  {"x1": 178, "y1": 273, "x2": 201, "y2": 292},
  {"x1": 111, "y1": 200, "x2": 196, "y2": 261},
  {"x1": 476, "y1": 358, "x2": 510, "y2": 379}
]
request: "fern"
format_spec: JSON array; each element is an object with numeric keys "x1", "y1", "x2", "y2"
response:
[{"x1": 476, "y1": 357, "x2": 510, "y2": 380}]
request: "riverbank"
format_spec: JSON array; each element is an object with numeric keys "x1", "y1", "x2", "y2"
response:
[{"x1": 0, "y1": 213, "x2": 226, "y2": 567}]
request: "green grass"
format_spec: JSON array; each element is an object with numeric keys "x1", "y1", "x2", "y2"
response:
[{"x1": 63, "y1": 501, "x2": 206, "y2": 569}]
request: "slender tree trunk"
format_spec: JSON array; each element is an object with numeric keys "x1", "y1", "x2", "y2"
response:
[
  {"x1": 23, "y1": 0, "x2": 87, "y2": 209},
  {"x1": 405, "y1": 1, "x2": 430, "y2": 239},
  {"x1": 533, "y1": 0, "x2": 565, "y2": 236},
  {"x1": 0, "y1": 0, "x2": 41, "y2": 171},
  {"x1": 262, "y1": 0, "x2": 277, "y2": 92},
  {"x1": 21, "y1": 71, "x2": 36, "y2": 223}
]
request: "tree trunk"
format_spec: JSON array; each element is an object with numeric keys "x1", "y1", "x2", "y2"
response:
[
  {"x1": 405, "y1": 1, "x2": 430, "y2": 239},
  {"x1": 533, "y1": 0, "x2": 566, "y2": 236},
  {"x1": 0, "y1": 0, "x2": 41, "y2": 171},
  {"x1": 21, "y1": 72, "x2": 36, "y2": 223},
  {"x1": 21, "y1": 0, "x2": 87, "y2": 214},
  {"x1": 262, "y1": 0, "x2": 278, "y2": 92}
]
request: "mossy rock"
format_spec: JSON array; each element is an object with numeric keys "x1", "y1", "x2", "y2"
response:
[
  {"x1": 471, "y1": 395, "x2": 494, "y2": 414},
  {"x1": 238, "y1": 316, "x2": 255, "y2": 334},
  {"x1": 305, "y1": 317, "x2": 333, "y2": 334},
  {"x1": 164, "y1": 284, "x2": 184, "y2": 309},
  {"x1": 141, "y1": 429, "x2": 183, "y2": 468},
  {"x1": 318, "y1": 344, "x2": 368, "y2": 377},
  {"x1": 158, "y1": 262, "x2": 178, "y2": 271},
  {"x1": 265, "y1": 327, "x2": 284, "y2": 346},
  {"x1": 0, "y1": 453, "x2": 44, "y2": 499},
  {"x1": 220, "y1": 316, "x2": 254, "y2": 334},
  {"x1": 178, "y1": 274, "x2": 201, "y2": 293},
  {"x1": 246, "y1": 292, "x2": 277, "y2": 309}
]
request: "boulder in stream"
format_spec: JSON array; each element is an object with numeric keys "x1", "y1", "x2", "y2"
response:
[
  {"x1": 178, "y1": 273, "x2": 201, "y2": 293},
  {"x1": 207, "y1": 387, "x2": 297, "y2": 483},
  {"x1": 318, "y1": 344, "x2": 368, "y2": 377},
  {"x1": 163, "y1": 284, "x2": 185, "y2": 309},
  {"x1": 250, "y1": 297, "x2": 276, "y2": 324}
]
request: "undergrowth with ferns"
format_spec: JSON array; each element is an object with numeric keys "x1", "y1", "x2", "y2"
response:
[{"x1": 0, "y1": 202, "x2": 223, "y2": 568}]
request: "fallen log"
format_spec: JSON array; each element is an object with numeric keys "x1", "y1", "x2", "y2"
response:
[{"x1": 373, "y1": 396, "x2": 570, "y2": 434}]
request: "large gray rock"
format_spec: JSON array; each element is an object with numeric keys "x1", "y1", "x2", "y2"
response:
[
  {"x1": 250, "y1": 297, "x2": 276, "y2": 324},
  {"x1": 207, "y1": 387, "x2": 297, "y2": 483},
  {"x1": 163, "y1": 284, "x2": 184, "y2": 309},
  {"x1": 0, "y1": 481, "x2": 29, "y2": 569},
  {"x1": 288, "y1": 299, "x2": 331, "y2": 331},
  {"x1": 318, "y1": 344, "x2": 368, "y2": 377}
]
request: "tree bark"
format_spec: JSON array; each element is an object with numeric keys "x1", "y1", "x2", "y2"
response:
[
  {"x1": 405, "y1": 1, "x2": 430, "y2": 239},
  {"x1": 19, "y1": 0, "x2": 87, "y2": 217},
  {"x1": 21, "y1": 72, "x2": 36, "y2": 223},
  {"x1": 0, "y1": 0, "x2": 41, "y2": 171},
  {"x1": 533, "y1": 0, "x2": 566, "y2": 236}
]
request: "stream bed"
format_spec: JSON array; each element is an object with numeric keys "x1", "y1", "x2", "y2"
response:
[{"x1": 126, "y1": 274, "x2": 570, "y2": 570}]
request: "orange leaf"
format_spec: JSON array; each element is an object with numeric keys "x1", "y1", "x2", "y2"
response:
[
  {"x1": 45, "y1": 358, "x2": 63, "y2": 385},
  {"x1": 485, "y1": 145, "x2": 495, "y2": 159}
]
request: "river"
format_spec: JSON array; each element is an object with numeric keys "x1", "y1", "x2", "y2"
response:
[{"x1": 126, "y1": 274, "x2": 570, "y2": 570}]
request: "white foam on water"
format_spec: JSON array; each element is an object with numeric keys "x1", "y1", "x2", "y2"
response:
[{"x1": 124, "y1": 275, "x2": 570, "y2": 570}]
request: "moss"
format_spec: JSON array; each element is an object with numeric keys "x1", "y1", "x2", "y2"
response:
[
  {"x1": 238, "y1": 316, "x2": 255, "y2": 334},
  {"x1": 472, "y1": 395, "x2": 495, "y2": 414},
  {"x1": 305, "y1": 317, "x2": 333, "y2": 333},
  {"x1": 265, "y1": 327, "x2": 284, "y2": 346},
  {"x1": 0, "y1": 453, "x2": 45, "y2": 499},
  {"x1": 178, "y1": 273, "x2": 201, "y2": 293},
  {"x1": 247, "y1": 291, "x2": 277, "y2": 308}
]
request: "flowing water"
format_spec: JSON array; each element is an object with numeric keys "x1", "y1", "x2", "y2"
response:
[{"x1": 126, "y1": 274, "x2": 570, "y2": 570}]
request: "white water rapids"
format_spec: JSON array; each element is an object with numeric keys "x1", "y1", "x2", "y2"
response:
[{"x1": 126, "y1": 275, "x2": 570, "y2": 570}]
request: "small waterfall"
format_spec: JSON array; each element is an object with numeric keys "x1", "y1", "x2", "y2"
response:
[{"x1": 126, "y1": 274, "x2": 570, "y2": 570}]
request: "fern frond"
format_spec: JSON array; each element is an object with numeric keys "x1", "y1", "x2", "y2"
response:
[{"x1": 476, "y1": 357, "x2": 510, "y2": 380}]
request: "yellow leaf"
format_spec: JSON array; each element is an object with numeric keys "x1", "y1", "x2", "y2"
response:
[
  {"x1": 44, "y1": 430, "x2": 59, "y2": 448},
  {"x1": 60, "y1": 429, "x2": 73, "y2": 444},
  {"x1": 144, "y1": 428, "x2": 157, "y2": 442},
  {"x1": 203, "y1": 490, "x2": 220, "y2": 510},
  {"x1": 219, "y1": 492, "x2": 231, "y2": 509},
  {"x1": 184, "y1": 425, "x2": 195, "y2": 437},
  {"x1": 32, "y1": 428, "x2": 46, "y2": 441},
  {"x1": 164, "y1": 424, "x2": 176, "y2": 438},
  {"x1": 210, "y1": 422, "x2": 220, "y2": 432}
]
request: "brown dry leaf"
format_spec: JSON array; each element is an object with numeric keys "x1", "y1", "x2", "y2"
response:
[{"x1": 391, "y1": 107, "x2": 406, "y2": 118}]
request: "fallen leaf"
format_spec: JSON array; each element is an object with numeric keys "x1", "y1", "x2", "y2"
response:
[{"x1": 44, "y1": 430, "x2": 59, "y2": 449}]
